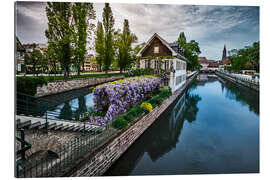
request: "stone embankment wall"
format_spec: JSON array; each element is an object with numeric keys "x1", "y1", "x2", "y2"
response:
[
  {"x1": 35, "y1": 76, "x2": 124, "y2": 98},
  {"x1": 215, "y1": 71, "x2": 259, "y2": 91},
  {"x1": 66, "y1": 72, "x2": 198, "y2": 177}
]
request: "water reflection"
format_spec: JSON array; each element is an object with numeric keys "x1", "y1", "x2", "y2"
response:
[
  {"x1": 36, "y1": 88, "x2": 94, "y2": 120},
  {"x1": 218, "y1": 77, "x2": 259, "y2": 115},
  {"x1": 105, "y1": 89, "x2": 202, "y2": 175},
  {"x1": 105, "y1": 74, "x2": 259, "y2": 175}
]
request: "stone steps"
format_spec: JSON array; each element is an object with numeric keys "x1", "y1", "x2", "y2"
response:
[{"x1": 16, "y1": 115, "x2": 104, "y2": 133}]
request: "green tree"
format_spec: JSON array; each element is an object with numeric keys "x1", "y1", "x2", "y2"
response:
[
  {"x1": 45, "y1": 2, "x2": 73, "y2": 78},
  {"x1": 45, "y1": 43, "x2": 59, "y2": 75},
  {"x1": 231, "y1": 41, "x2": 259, "y2": 72},
  {"x1": 29, "y1": 49, "x2": 42, "y2": 76},
  {"x1": 94, "y1": 21, "x2": 105, "y2": 72},
  {"x1": 177, "y1": 32, "x2": 201, "y2": 70},
  {"x1": 178, "y1": 32, "x2": 187, "y2": 46},
  {"x1": 72, "y1": 2, "x2": 96, "y2": 76},
  {"x1": 116, "y1": 19, "x2": 137, "y2": 73},
  {"x1": 102, "y1": 3, "x2": 115, "y2": 73}
]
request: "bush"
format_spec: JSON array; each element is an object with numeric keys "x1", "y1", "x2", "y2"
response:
[
  {"x1": 16, "y1": 76, "x2": 48, "y2": 96},
  {"x1": 112, "y1": 116, "x2": 128, "y2": 130},
  {"x1": 123, "y1": 113, "x2": 134, "y2": 123}
]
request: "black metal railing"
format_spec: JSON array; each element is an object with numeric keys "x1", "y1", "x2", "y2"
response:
[{"x1": 16, "y1": 119, "x2": 118, "y2": 177}]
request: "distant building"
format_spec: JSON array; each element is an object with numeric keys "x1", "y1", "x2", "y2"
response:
[
  {"x1": 136, "y1": 33, "x2": 187, "y2": 92},
  {"x1": 16, "y1": 37, "x2": 26, "y2": 72},
  {"x1": 82, "y1": 54, "x2": 97, "y2": 71},
  {"x1": 24, "y1": 43, "x2": 47, "y2": 54},
  {"x1": 198, "y1": 57, "x2": 209, "y2": 70},
  {"x1": 198, "y1": 57, "x2": 219, "y2": 71},
  {"x1": 222, "y1": 44, "x2": 226, "y2": 61},
  {"x1": 218, "y1": 57, "x2": 232, "y2": 71},
  {"x1": 218, "y1": 44, "x2": 232, "y2": 71}
]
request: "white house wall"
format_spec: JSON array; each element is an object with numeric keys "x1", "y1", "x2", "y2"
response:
[{"x1": 171, "y1": 58, "x2": 186, "y2": 92}]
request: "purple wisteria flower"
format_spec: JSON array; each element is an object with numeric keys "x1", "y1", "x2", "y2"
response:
[{"x1": 89, "y1": 76, "x2": 161, "y2": 126}]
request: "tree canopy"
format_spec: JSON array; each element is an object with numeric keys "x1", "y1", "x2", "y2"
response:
[
  {"x1": 177, "y1": 32, "x2": 201, "y2": 70},
  {"x1": 102, "y1": 3, "x2": 115, "y2": 73},
  {"x1": 115, "y1": 19, "x2": 137, "y2": 73},
  {"x1": 231, "y1": 41, "x2": 259, "y2": 72}
]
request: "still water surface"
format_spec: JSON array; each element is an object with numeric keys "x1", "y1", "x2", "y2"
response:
[{"x1": 104, "y1": 74, "x2": 259, "y2": 175}]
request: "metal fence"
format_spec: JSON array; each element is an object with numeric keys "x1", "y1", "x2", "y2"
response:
[{"x1": 16, "y1": 119, "x2": 118, "y2": 177}]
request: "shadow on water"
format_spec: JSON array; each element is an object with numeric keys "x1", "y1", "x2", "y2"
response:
[
  {"x1": 218, "y1": 77, "x2": 259, "y2": 115},
  {"x1": 21, "y1": 87, "x2": 94, "y2": 120}
]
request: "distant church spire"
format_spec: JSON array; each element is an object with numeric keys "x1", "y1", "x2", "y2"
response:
[{"x1": 222, "y1": 44, "x2": 227, "y2": 61}]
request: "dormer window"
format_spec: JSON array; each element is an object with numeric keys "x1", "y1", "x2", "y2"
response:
[{"x1": 154, "y1": 46, "x2": 159, "y2": 54}]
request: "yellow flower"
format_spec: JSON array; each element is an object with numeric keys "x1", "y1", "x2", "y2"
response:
[{"x1": 140, "y1": 102, "x2": 153, "y2": 113}]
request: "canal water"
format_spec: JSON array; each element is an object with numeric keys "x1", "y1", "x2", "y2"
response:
[
  {"x1": 33, "y1": 87, "x2": 95, "y2": 120},
  {"x1": 104, "y1": 74, "x2": 259, "y2": 175}
]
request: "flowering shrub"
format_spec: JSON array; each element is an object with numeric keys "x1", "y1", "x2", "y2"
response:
[
  {"x1": 89, "y1": 76, "x2": 161, "y2": 125},
  {"x1": 140, "y1": 102, "x2": 153, "y2": 113}
]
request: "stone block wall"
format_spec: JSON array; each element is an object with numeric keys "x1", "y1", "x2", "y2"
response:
[
  {"x1": 67, "y1": 72, "x2": 198, "y2": 177},
  {"x1": 35, "y1": 76, "x2": 124, "y2": 98}
]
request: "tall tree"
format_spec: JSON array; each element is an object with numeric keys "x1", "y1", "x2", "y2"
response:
[
  {"x1": 45, "y1": 43, "x2": 59, "y2": 75},
  {"x1": 32, "y1": 49, "x2": 42, "y2": 76},
  {"x1": 45, "y1": 2, "x2": 73, "y2": 78},
  {"x1": 178, "y1": 32, "x2": 187, "y2": 46},
  {"x1": 177, "y1": 32, "x2": 201, "y2": 70},
  {"x1": 102, "y1": 3, "x2": 115, "y2": 73},
  {"x1": 94, "y1": 21, "x2": 105, "y2": 72},
  {"x1": 116, "y1": 19, "x2": 137, "y2": 73},
  {"x1": 72, "y1": 2, "x2": 96, "y2": 76}
]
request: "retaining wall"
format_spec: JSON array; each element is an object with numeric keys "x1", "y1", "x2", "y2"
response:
[
  {"x1": 216, "y1": 71, "x2": 259, "y2": 91},
  {"x1": 35, "y1": 76, "x2": 124, "y2": 98},
  {"x1": 65, "y1": 72, "x2": 198, "y2": 177}
]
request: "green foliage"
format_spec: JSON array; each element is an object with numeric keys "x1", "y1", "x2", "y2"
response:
[
  {"x1": 123, "y1": 113, "x2": 134, "y2": 122},
  {"x1": 95, "y1": 21, "x2": 105, "y2": 72},
  {"x1": 17, "y1": 76, "x2": 47, "y2": 96},
  {"x1": 72, "y1": 2, "x2": 96, "y2": 76},
  {"x1": 147, "y1": 88, "x2": 172, "y2": 107},
  {"x1": 16, "y1": 73, "x2": 123, "y2": 95},
  {"x1": 177, "y1": 32, "x2": 201, "y2": 70},
  {"x1": 124, "y1": 68, "x2": 154, "y2": 77},
  {"x1": 115, "y1": 19, "x2": 138, "y2": 73},
  {"x1": 231, "y1": 41, "x2": 260, "y2": 72},
  {"x1": 102, "y1": 3, "x2": 115, "y2": 73},
  {"x1": 112, "y1": 116, "x2": 128, "y2": 130},
  {"x1": 45, "y1": 2, "x2": 73, "y2": 78}
]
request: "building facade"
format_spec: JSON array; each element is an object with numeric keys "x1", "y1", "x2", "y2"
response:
[
  {"x1": 136, "y1": 33, "x2": 187, "y2": 92},
  {"x1": 82, "y1": 54, "x2": 97, "y2": 71}
]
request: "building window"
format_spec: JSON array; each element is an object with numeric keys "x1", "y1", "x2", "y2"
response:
[
  {"x1": 154, "y1": 60, "x2": 158, "y2": 69},
  {"x1": 154, "y1": 46, "x2": 159, "y2": 54},
  {"x1": 165, "y1": 60, "x2": 169, "y2": 70}
]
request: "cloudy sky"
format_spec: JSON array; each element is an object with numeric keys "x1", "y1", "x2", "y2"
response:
[{"x1": 15, "y1": 1, "x2": 259, "y2": 60}]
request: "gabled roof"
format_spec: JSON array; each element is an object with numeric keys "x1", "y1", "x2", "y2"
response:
[
  {"x1": 16, "y1": 37, "x2": 25, "y2": 52},
  {"x1": 137, "y1": 33, "x2": 187, "y2": 61}
]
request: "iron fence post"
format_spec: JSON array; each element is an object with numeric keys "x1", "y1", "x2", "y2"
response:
[
  {"x1": 45, "y1": 111, "x2": 48, "y2": 134},
  {"x1": 20, "y1": 129, "x2": 25, "y2": 161},
  {"x1": 83, "y1": 121, "x2": 85, "y2": 135}
]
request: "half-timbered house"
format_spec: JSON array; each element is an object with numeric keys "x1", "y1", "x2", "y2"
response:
[{"x1": 136, "y1": 33, "x2": 187, "y2": 92}]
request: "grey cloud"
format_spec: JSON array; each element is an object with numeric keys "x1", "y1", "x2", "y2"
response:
[{"x1": 16, "y1": 2, "x2": 259, "y2": 60}]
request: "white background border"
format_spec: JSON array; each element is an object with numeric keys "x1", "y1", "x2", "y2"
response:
[{"x1": 1, "y1": 0, "x2": 269, "y2": 180}]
